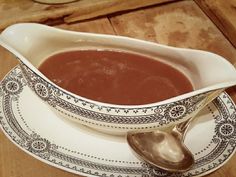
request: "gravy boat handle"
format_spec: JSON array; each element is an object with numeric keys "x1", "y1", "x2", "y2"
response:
[{"x1": 176, "y1": 88, "x2": 225, "y2": 139}]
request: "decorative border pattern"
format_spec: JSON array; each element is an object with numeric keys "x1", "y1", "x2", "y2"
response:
[
  {"x1": 0, "y1": 66, "x2": 236, "y2": 177},
  {"x1": 19, "y1": 63, "x2": 207, "y2": 129}
]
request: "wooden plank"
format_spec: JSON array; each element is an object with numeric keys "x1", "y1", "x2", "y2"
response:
[
  {"x1": 0, "y1": 17, "x2": 114, "y2": 177},
  {"x1": 109, "y1": 1, "x2": 236, "y2": 177},
  {"x1": 0, "y1": 48, "x2": 18, "y2": 79},
  {"x1": 194, "y1": 0, "x2": 236, "y2": 48},
  {"x1": 1, "y1": 1, "x2": 236, "y2": 177},
  {"x1": 110, "y1": 0, "x2": 236, "y2": 65},
  {"x1": 56, "y1": 18, "x2": 115, "y2": 34},
  {"x1": 0, "y1": 0, "x2": 176, "y2": 30},
  {"x1": 64, "y1": 0, "x2": 178, "y2": 23}
]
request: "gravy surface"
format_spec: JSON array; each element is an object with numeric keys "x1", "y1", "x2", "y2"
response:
[{"x1": 39, "y1": 50, "x2": 193, "y2": 105}]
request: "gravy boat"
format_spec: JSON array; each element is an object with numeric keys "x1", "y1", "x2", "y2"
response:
[{"x1": 1, "y1": 23, "x2": 236, "y2": 135}]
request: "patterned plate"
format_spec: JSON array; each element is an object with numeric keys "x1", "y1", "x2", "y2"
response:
[{"x1": 0, "y1": 66, "x2": 236, "y2": 177}]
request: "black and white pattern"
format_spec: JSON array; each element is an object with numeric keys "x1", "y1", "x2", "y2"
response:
[
  {"x1": 1, "y1": 77, "x2": 23, "y2": 95},
  {"x1": 216, "y1": 120, "x2": 236, "y2": 139},
  {"x1": 19, "y1": 63, "x2": 208, "y2": 131},
  {"x1": 34, "y1": 82, "x2": 50, "y2": 100},
  {"x1": 27, "y1": 137, "x2": 51, "y2": 153},
  {"x1": 0, "y1": 66, "x2": 236, "y2": 177}
]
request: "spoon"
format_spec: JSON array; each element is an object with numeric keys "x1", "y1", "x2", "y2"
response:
[
  {"x1": 127, "y1": 116, "x2": 194, "y2": 172},
  {"x1": 127, "y1": 90, "x2": 222, "y2": 173}
]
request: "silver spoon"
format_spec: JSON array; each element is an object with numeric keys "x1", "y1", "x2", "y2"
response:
[
  {"x1": 127, "y1": 90, "x2": 222, "y2": 173},
  {"x1": 127, "y1": 116, "x2": 194, "y2": 172}
]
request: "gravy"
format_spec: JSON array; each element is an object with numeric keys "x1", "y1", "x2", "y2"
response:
[{"x1": 39, "y1": 50, "x2": 193, "y2": 105}]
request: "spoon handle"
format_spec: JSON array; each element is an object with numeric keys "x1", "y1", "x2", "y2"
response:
[{"x1": 175, "y1": 89, "x2": 224, "y2": 138}]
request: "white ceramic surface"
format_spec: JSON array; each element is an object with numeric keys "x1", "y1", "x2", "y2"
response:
[
  {"x1": 0, "y1": 66, "x2": 236, "y2": 177},
  {"x1": 1, "y1": 23, "x2": 236, "y2": 134}
]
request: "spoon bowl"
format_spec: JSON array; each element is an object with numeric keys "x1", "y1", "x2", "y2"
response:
[
  {"x1": 127, "y1": 130, "x2": 194, "y2": 172},
  {"x1": 127, "y1": 90, "x2": 222, "y2": 172}
]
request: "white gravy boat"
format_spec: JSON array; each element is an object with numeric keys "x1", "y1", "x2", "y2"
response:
[{"x1": 1, "y1": 23, "x2": 236, "y2": 135}]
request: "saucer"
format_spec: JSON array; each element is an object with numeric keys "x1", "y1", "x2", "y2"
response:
[{"x1": 0, "y1": 66, "x2": 236, "y2": 177}]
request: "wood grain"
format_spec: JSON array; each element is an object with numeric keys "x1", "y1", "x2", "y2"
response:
[
  {"x1": 56, "y1": 18, "x2": 115, "y2": 34},
  {"x1": 0, "y1": 0, "x2": 176, "y2": 30},
  {"x1": 0, "y1": 17, "x2": 114, "y2": 177},
  {"x1": 109, "y1": 1, "x2": 236, "y2": 176},
  {"x1": 110, "y1": 0, "x2": 236, "y2": 65},
  {"x1": 194, "y1": 0, "x2": 236, "y2": 48},
  {"x1": 1, "y1": 1, "x2": 236, "y2": 177},
  {"x1": 64, "y1": 0, "x2": 177, "y2": 23}
]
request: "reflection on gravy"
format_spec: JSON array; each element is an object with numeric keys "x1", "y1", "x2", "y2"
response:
[{"x1": 39, "y1": 50, "x2": 193, "y2": 105}]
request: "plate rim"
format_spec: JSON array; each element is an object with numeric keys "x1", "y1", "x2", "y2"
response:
[{"x1": 0, "y1": 65, "x2": 236, "y2": 177}]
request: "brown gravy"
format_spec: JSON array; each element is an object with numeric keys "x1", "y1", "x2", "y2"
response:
[{"x1": 39, "y1": 50, "x2": 193, "y2": 105}]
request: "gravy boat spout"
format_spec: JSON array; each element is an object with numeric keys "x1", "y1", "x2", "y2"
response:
[{"x1": 1, "y1": 23, "x2": 236, "y2": 135}]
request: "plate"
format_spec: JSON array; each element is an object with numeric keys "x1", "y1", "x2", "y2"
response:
[{"x1": 0, "y1": 66, "x2": 236, "y2": 177}]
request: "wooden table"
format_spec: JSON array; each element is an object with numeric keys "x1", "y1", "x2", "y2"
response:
[{"x1": 1, "y1": 0, "x2": 236, "y2": 177}]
